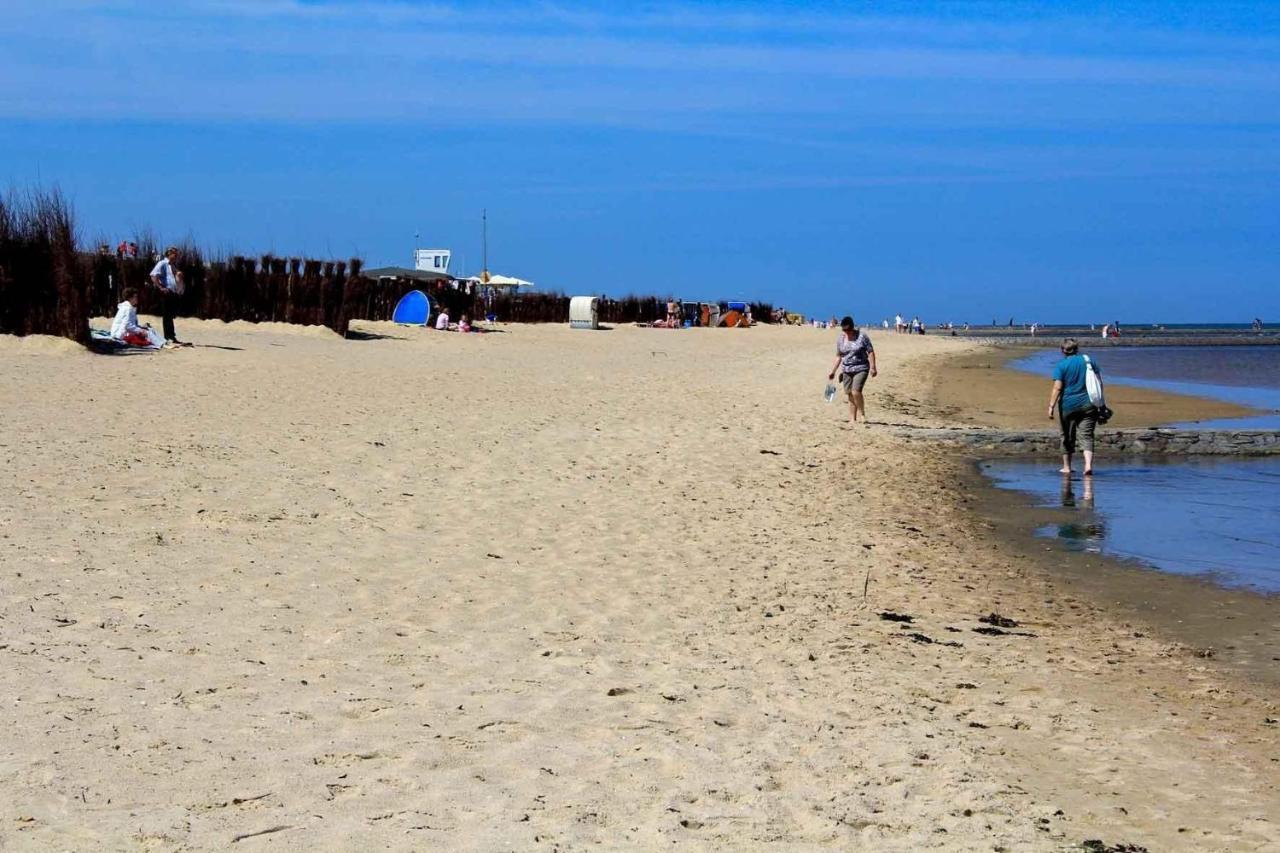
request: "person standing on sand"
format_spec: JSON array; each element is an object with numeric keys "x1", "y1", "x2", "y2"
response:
[
  {"x1": 827, "y1": 316, "x2": 877, "y2": 425},
  {"x1": 1048, "y1": 338, "x2": 1100, "y2": 476},
  {"x1": 149, "y1": 246, "x2": 186, "y2": 347}
]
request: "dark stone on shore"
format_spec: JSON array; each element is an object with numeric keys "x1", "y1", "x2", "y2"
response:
[
  {"x1": 897, "y1": 426, "x2": 1280, "y2": 457},
  {"x1": 878, "y1": 611, "x2": 915, "y2": 623}
]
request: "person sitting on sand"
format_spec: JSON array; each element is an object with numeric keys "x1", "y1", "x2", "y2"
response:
[
  {"x1": 1048, "y1": 338, "x2": 1100, "y2": 476},
  {"x1": 435, "y1": 309, "x2": 450, "y2": 331},
  {"x1": 109, "y1": 288, "x2": 158, "y2": 348},
  {"x1": 457, "y1": 314, "x2": 472, "y2": 333},
  {"x1": 827, "y1": 315, "x2": 877, "y2": 425}
]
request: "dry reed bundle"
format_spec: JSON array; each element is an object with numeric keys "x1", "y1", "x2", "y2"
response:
[{"x1": 0, "y1": 187, "x2": 88, "y2": 343}]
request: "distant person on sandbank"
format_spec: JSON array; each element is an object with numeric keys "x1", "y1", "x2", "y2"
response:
[
  {"x1": 827, "y1": 315, "x2": 877, "y2": 425},
  {"x1": 1048, "y1": 338, "x2": 1100, "y2": 476},
  {"x1": 149, "y1": 246, "x2": 186, "y2": 347}
]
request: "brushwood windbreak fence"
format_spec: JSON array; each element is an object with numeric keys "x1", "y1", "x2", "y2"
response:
[
  {"x1": 428, "y1": 287, "x2": 775, "y2": 326},
  {"x1": 1, "y1": 187, "x2": 777, "y2": 344},
  {"x1": 0, "y1": 188, "x2": 88, "y2": 344},
  {"x1": 88, "y1": 252, "x2": 379, "y2": 333}
]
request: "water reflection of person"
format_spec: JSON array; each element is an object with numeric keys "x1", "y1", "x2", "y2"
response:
[
  {"x1": 1057, "y1": 475, "x2": 1104, "y2": 551},
  {"x1": 1061, "y1": 473, "x2": 1096, "y2": 509}
]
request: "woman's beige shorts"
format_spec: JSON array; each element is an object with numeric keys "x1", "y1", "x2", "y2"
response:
[{"x1": 840, "y1": 370, "x2": 869, "y2": 392}]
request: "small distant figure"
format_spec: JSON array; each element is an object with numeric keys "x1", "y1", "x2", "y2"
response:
[
  {"x1": 457, "y1": 314, "x2": 472, "y2": 333},
  {"x1": 110, "y1": 287, "x2": 158, "y2": 347},
  {"x1": 149, "y1": 246, "x2": 186, "y2": 347},
  {"x1": 882, "y1": 318, "x2": 890, "y2": 330},
  {"x1": 435, "y1": 308, "x2": 451, "y2": 330},
  {"x1": 1048, "y1": 338, "x2": 1101, "y2": 477},
  {"x1": 1254, "y1": 317, "x2": 1264, "y2": 331},
  {"x1": 895, "y1": 313, "x2": 905, "y2": 334},
  {"x1": 910, "y1": 316, "x2": 921, "y2": 335},
  {"x1": 827, "y1": 315, "x2": 877, "y2": 425},
  {"x1": 666, "y1": 300, "x2": 678, "y2": 327}
]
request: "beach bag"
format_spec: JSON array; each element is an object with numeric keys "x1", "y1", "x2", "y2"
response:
[
  {"x1": 1082, "y1": 355, "x2": 1105, "y2": 407},
  {"x1": 1082, "y1": 354, "x2": 1113, "y2": 422}
]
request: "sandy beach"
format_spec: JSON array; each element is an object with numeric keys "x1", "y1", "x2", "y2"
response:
[{"x1": 2, "y1": 322, "x2": 1277, "y2": 850}]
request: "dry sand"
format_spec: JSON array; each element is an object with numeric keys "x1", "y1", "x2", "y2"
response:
[{"x1": 1, "y1": 321, "x2": 1277, "y2": 851}]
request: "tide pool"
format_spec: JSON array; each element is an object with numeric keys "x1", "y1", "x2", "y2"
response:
[{"x1": 982, "y1": 458, "x2": 1280, "y2": 593}]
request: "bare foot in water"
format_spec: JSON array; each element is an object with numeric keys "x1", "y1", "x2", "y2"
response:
[
  {"x1": 1059, "y1": 467, "x2": 1073, "y2": 474},
  {"x1": 1083, "y1": 469, "x2": 1094, "y2": 476}
]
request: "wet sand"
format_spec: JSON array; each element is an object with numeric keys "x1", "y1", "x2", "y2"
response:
[
  {"x1": 1, "y1": 323, "x2": 1277, "y2": 850},
  {"x1": 964, "y1": 458, "x2": 1280, "y2": 687},
  {"x1": 929, "y1": 345, "x2": 1257, "y2": 430}
]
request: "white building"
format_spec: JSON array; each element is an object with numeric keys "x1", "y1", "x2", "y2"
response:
[{"x1": 414, "y1": 249, "x2": 451, "y2": 275}]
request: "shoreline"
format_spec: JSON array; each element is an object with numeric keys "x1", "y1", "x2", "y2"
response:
[
  {"x1": 946, "y1": 329, "x2": 1280, "y2": 348},
  {"x1": 928, "y1": 343, "x2": 1262, "y2": 430},
  {"x1": 919, "y1": 339, "x2": 1279, "y2": 681},
  {"x1": 958, "y1": 454, "x2": 1280, "y2": 687},
  {"x1": 2, "y1": 322, "x2": 1277, "y2": 849}
]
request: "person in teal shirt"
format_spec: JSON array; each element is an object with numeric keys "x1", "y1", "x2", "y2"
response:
[{"x1": 1048, "y1": 338, "x2": 1100, "y2": 476}]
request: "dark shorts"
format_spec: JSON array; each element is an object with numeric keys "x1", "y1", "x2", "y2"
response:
[
  {"x1": 1060, "y1": 405, "x2": 1098, "y2": 454},
  {"x1": 840, "y1": 370, "x2": 869, "y2": 393}
]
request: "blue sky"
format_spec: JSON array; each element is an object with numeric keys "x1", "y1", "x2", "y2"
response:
[{"x1": 2, "y1": 0, "x2": 1278, "y2": 323}]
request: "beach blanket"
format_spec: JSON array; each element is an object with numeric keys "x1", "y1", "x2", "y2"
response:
[{"x1": 91, "y1": 328, "x2": 164, "y2": 350}]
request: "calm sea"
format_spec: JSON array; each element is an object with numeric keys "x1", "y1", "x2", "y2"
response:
[{"x1": 990, "y1": 345, "x2": 1280, "y2": 593}]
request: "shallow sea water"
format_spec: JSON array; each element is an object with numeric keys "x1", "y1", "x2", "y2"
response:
[{"x1": 982, "y1": 458, "x2": 1280, "y2": 593}]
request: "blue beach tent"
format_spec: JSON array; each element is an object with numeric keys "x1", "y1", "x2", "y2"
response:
[{"x1": 391, "y1": 290, "x2": 431, "y2": 326}]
